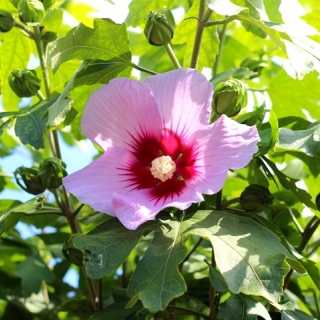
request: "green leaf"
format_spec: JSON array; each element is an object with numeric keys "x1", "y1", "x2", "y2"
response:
[
  {"x1": 210, "y1": 67, "x2": 256, "y2": 86},
  {"x1": 218, "y1": 293, "x2": 271, "y2": 320},
  {"x1": 14, "y1": 98, "x2": 55, "y2": 149},
  {"x1": 269, "y1": 70, "x2": 320, "y2": 119},
  {"x1": 126, "y1": 0, "x2": 175, "y2": 27},
  {"x1": 41, "y1": 7, "x2": 63, "y2": 32},
  {"x1": 257, "y1": 109, "x2": 279, "y2": 156},
  {"x1": 282, "y1": 309, "x2": 317, "y2": 320},
  {"x1": 14, "y1": 255, "x2": 54, "y2": 297},
  {"x1": 301, "y1": 8, "x2": 320, "y2": 32},
  {"x1": 47, "y1": 62, "x2": 86, "y2": 127},
  {"x1": 183, "y1": 210, "x2": 301, "y2": 310},
  {"x1": 299, "y1": 257, "x2": 320, "y2": 291},
  {"x1": 0, "y1": 196, "x2": 45, "y2": 235},
  {"x1": 73, "y1": 59, "x2": 132, "y2": 87},
  {"x1": 0, "y1": 28, "x2": 32, "y2": 111},
  {"x1": 275, "y1": 122, "x2": 320, "y2": 156},
  {"x1": 205, "y1": 260, "x2": 228, "y2": 292},
  {"x1": 73, "y1": 218, "x2": 155, "y2": 279},
  {"x1": 172, "y1": 0, "x2": 219, "y2": 69},
  {"x1": 47, "y1": 18, "x2": 132, "y2": 73},
  {"x1": 127, "y1": 220, "x2": 188, "y2": 312},
  {"x1": 264, "y1": 0, "x2": 283, "y2": 23},
  {"x1": 207, "y1": 0, "x2": 247, "y2": 15},
  {"x1": 208, "y1": 1, "x2": 320, "y2": 78},
  {"x1": 261, "y1": 156, "x2": 317, "y2": 210}
]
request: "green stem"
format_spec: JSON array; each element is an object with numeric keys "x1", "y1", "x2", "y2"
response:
[
  {"x1": 212, "y1": 23, "x2": 227, "y2": 76},
  {"x1": 14, "y1": 21, "x2": 36, "y2": 38},
  {"x1": 221, "y1": 197, "x2": 240, "y2": 210},
  {"x1": 179, "y1": 237, "x2": 203, "y2": 272},
  {"x1": 287, "y1": 207, "x2": 304, "y2": 234},
  {"x1": 204, "y1": 16, "x2": 237, "y2": 27},
  {"x1": 130, "y1": 63, "x2": 158, "y2": 75},
  {"x1": 190, "y1": 2, "x2": 213, "y2": 69},
  {"x1": 164, "y1": 44, "x2": 181, "y2": 69}
]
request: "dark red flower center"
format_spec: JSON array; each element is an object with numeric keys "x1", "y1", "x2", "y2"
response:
[{"x1": 119, "y1": 129, "x2": 198, "y2": 203}]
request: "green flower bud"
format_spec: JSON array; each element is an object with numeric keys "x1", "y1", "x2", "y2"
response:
[
  {"x1": 18, "y1": 0, "x2": 44, "y2": 24},
  {"x1": 212, "y1": 79, "x2": 247, "y2": 117},
  {"x1": 38, "y1": 157, "x2": 67, "y2": 189},
  {"x1": 144, "y1": 7, "x2": 175, "y2": 46},
  {"x1": 240, "y1": 184, "x2": 274, "y2": 212},
  {"x1": 14, "y1": 166, "x2": 46, "y2": 195},
  {"x1": 0, "y1": 10, "x2": 15, "y2": 33},
  {"x1": 63, "y1": 236, "x2": 83, "y2": 266},
  {"x1": 240, "y1": 53, "x2": 268, "y2": 79},
  {"x1": 8, "y1": 69, "x2": 41, "y2": 97}
]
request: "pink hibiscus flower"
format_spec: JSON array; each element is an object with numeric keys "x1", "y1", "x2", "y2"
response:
[{"x1": 63, "y1": 69, "x2": 260, "y2": 230}]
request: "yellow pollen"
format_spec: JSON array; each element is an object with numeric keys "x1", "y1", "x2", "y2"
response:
[{"x1": 150, "y1": 155, "x2": 176, "y2": 182}]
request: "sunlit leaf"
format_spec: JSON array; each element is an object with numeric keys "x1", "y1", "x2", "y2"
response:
[
  {"x1": 269, "y1": 70, "x2": 320, "y2": 119},
  {"x1": 300, "y1": 8, "x2": 320, "y2": 32},
  {"x1": 47, "y1": 18, "x2": 131, "y2": 73},
  {"x1": 282, "y1": 309, "x2": 317, "y2": 320},
  {"x1": 184, "y1": 210, "x2": 303, "y2": 309},
  {"x1": 275, "y1": 122, "x2": 320, "y2": 156},
  {"x1": 126, "y1": 0, "x2": 175, "y2": 27}
]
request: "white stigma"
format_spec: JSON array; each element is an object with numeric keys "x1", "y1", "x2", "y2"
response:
[{"x1": 150, "y1": 155, "x2": 176, "y2": 182}]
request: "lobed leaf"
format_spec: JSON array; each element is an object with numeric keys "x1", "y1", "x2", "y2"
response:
[
  {"x1": 47, "y1": 18, "x2": 132, "y2": 73},
  {"x1": 127, "y1": 220, "x2": 188, "y2": 312},
  {"x1": 73, "y1": 218, "x2": 157, "y2": 279},
  {"x1": 183, "y1": 210, "x2": 303, "y2": 310}
]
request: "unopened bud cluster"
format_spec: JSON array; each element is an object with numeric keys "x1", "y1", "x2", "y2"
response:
[
  {"x1": 14, "y1": 158, "x2": 67, "y2": 195},
  {"x1": 8, "y1": 69, "x2": 41, "y2": 97}
]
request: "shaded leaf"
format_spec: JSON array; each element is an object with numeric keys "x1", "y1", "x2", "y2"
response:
[
  {"x1": 127, "y1": 220, "x2": 188, "y2": 312},
  {"x1": 47, "y1": 18, "x2": 131, "y2": 73},
  {"x1": 218, "y1": 293, "x2": 271, "y2": 320},
  {"x1": 206, "y1": 260, "x2": 228, "y2": 292},
  {"x1": 126, "y1": 0, "x2": 175, "y2": 27},
  {"x1": 14, "y1": 255, "x2": 54, "y2": 297},
  {"x1": 210, "y1": 67, "x2": 256, "y2": 86},
  {"x1": 15, "y1": 98, "x2": 56, "y2": 149},
  {"x1": 282, "y1": 309, "x2": 317, "y2": 320},
  {"x1": 299, "y1": 257, "x2": 320, "y2": 291},
  {"x1": 73, "y1": 218, "x2": 156, "y2": 279},
  {"x1": 261, "y1": 156, "x2": 317, "y2": 210},
  {"x1": 0, "y1": 196, "x2": 45, "y2": 235},
  {"x1": 275, "y1": 121, "x2": 320, "y2": 156}
]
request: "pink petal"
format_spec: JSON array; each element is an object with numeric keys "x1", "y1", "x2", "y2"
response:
[
  {"x1": 189, "y1": 115, "x2": 260, "y2": 194},
  {"x1": 62, "y1": 147, "x2": 136, "y2": 215},
  {"x1": 144, "y1": 68, "x2": 213, "y2": 139},
  {"x1": 81, "y1": 78, "x2": 162, "y2": 150},
  {"x1": 112, "y1": 187, "x2": 204, "y2": 230}
]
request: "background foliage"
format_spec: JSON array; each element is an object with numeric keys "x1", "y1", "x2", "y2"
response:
[{"x1": 0, "y1": 0, "x2": 319, "y2": 319}]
